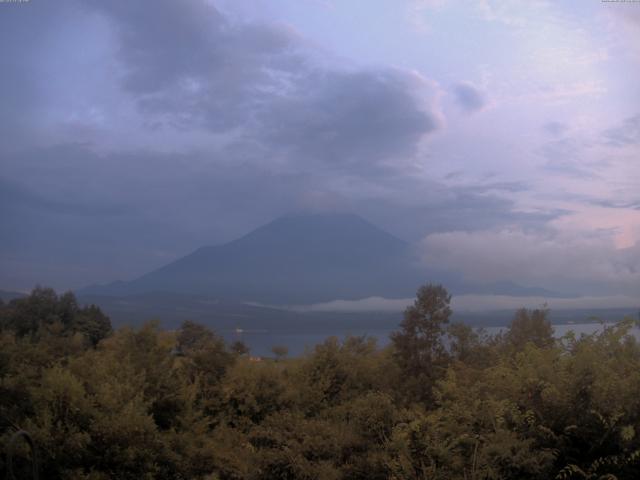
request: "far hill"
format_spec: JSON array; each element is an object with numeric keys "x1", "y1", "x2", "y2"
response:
[{"x1": 0, "y1": 289, "x2": 26, "y2": 302}]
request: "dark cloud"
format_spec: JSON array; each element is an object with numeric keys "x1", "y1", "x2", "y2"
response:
[
  {"x1": 604, "y1": 114, "x2": 640, "y2": 147},
  {"x1": 84, "y1": 0, "x2": 441, "y2": 171},
  {"x1": 452, "y1": 82, "x2": 486, "y2": 113},
  {"x1": 84, "y1": 0, "x2": 297, "y2": 132},
  {"x1": 256, "y1": 69, "x2": 440, "y2": 171}
]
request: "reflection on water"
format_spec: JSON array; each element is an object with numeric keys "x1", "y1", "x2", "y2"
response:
[{"x1": 223, "y1": 322, "x2": 640, "y2": 358}]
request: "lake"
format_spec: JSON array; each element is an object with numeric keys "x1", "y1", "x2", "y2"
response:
[{"x1": 223, "y1": 321, "x2": 640, "y2": 358}]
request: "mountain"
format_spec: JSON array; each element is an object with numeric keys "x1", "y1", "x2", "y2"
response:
[
  {"x1": 80, "y1": 212, "x2": 562, "y2": 304},
  {"x1": 80, "y1": 213, "x2": 433, "y2": 303}
]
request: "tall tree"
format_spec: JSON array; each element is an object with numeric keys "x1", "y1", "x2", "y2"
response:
[
  {"x1": 390, "y1": 283, "x2": 452, "y2": 404},
  {"x1": 73, "y1": 304, "x2": 112, "y2": 347},
  {"x1": 506, "y1": 307, "x2": 554, "y2": 350}
]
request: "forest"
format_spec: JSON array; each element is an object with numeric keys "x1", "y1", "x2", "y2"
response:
[{"x1": 1, "y1": 285, "x2": 639, "y2": 479}]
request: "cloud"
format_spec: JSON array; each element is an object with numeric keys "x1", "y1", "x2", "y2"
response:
[
  {"x1": 353, "y1": 187, "x2": 563, "y2": 242},
  {"x1": 256, "y1": 293, "x2": 640, "y2": 313},
  {"x1": 257, "y1": 69, "x2": 441, "y2": 171},
  {"x1": 0, "y1": 143, "x2": 322, "y2": 290},
  {"x1": 604, "y1": 114, "x2": 640, "y2": 147},
  {"x1": 0, "y1": 0, "x2": 453, "y2": 290},
  {"x1": 0, "y1": 139, "x2": 554, "y2": 290},
  {"x1": 407, "y1": 0, "x2": 451, "y2": 32},
  {"x1": 0, "y1": 1, "x2": 68, "y2": 146},
  {"x1": 476, "y1": 0, "x2": 550, "y2": 28},
  {"x1": 537, "y1": 137, "x2": 599, "y2": 178},
  {"x1": 452, "y1": 82, "x2": 487, "y2": 113},
  {"x1": 606, "y1": 7, "x2": 640, "y2": 62},
  {"x1": 542, "y1": 121, "x2": 568, "y2": 137},
  {"x1": 0, "y1": 174, "x2": 127, "y2": 218},
  {"x1": 535, "y1": 114, "x2": 639, "y2": 181},
  {"x1": 534, "y1": 134, "x2": 612, "y2": 180},
  {"x1": 420, "y1": 228, "x2": 640, "y2": 296},
  {"x1": 85, "y1": 0, "x2": 297, "y2": 132},
  {"x1": 82, "y1": 0, "x2": 442, "y2": 173},
  {"x1": 589, "y1": 199, "x2": 640, "y2": 211},
  {"x1": 1, "y1": 0, "x2": 636, "y2": 299}
]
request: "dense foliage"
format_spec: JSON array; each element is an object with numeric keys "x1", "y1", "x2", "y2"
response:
[{"x1": 1, "y1": 286, "x2": 639, "y2": 479}]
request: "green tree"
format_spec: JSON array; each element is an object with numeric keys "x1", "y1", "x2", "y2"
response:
[
  {"x1": 506, "y1": 307, "x2": 554, "y2": 350},
  {"x1": 176, "y1": 320, "x2": 233, "y2": 416},
  {"x1": 4, "y1": 286, "x2": 59, "y2": 337},
  {"x1": 0, "y1": 287, "x2": 111, "y2": 347},
  {"x1": 73, "y1": 304, "x2": 112, "y2": 346},
  {"x1": 390, "y1": 284, "x2": 452, "y2": 404}
]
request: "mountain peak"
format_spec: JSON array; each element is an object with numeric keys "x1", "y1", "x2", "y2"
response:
[
  {"x1": 236, "y1": 212, "x2": 404, "y2": 248},
  {"x1": 258, "y1": 211, "x2": 383, "y2": 230}
]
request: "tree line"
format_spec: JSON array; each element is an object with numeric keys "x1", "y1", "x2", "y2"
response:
[{"x1": 1, "y1": 285, "x2": 639, "y2": 479}]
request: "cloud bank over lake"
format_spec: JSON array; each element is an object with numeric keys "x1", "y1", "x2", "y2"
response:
[{"x1": 270, "y1": 294, "x2": 639, "y2": 313}]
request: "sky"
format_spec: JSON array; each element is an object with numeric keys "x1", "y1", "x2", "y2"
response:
[{"x1": 0, "y1": 0, "x2": 639, "y2": 301}]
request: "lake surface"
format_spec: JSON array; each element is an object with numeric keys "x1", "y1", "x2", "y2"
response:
[{"x1": 223, "y1": 322, "x2": 639, "y2": 358}]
